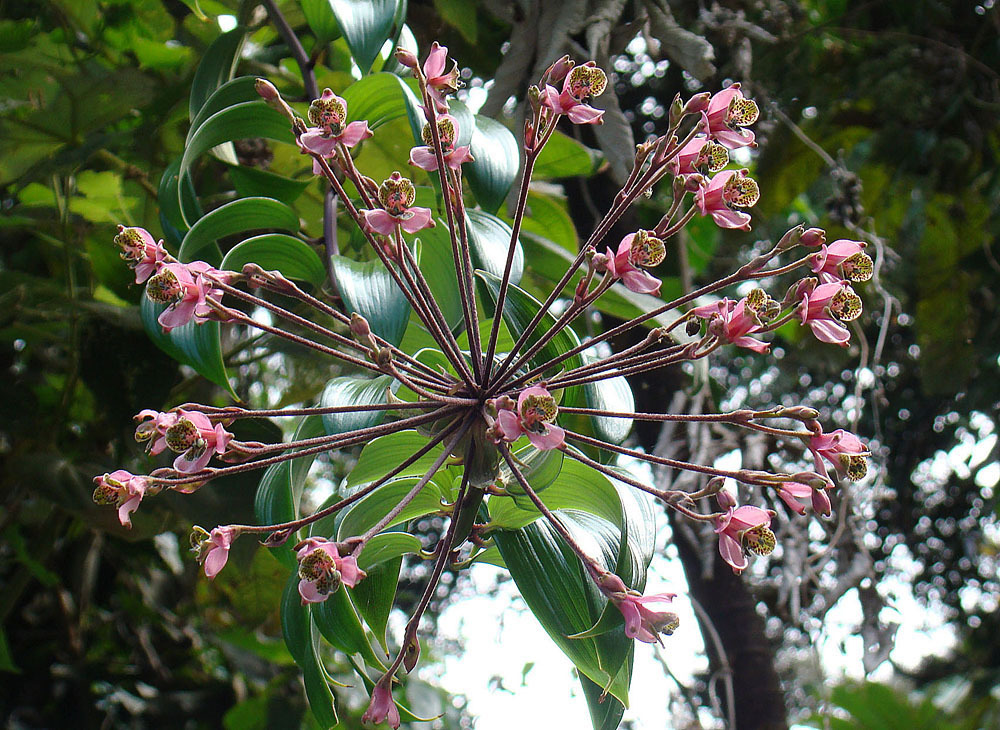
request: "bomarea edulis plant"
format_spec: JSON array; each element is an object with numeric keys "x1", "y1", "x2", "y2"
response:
[{"x1": 93, "y1": 35, "x2": 872, "y2": 730}]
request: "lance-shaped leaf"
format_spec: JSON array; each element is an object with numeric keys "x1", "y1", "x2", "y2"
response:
[
  {"x1": 312, "y1": 586, "x2": 385, "y2": 668},
  {"x1": 188, "y1": 76, "x2": 260, "y2": 140},
  {"x1": 495, "y1": 440, "x2": 564, "y2": 498},
  {"x1": 254, "y1": 415, "x2": 326, "y2": 568},
  {"x1": 466, "y1": 112, "x2": 519, "y2": 213},
  {"x1": 221, "y1": 233, "x2": 325, "y2": 288},
  {"x1": 336, "y1": 473, "x2": 449, "y2": 540},
  {"x1": 342, "y1": 71, "x2": 422, "y2": 131},
  {"x1": 281, "y1": 574, "x2": 339, "y2": 729},
  {"x1": 179, "y1": 197, "x2": 300, "y2": 264},
  {"x1": 140, "y1": 295, "x2": 233, "y2": 397},
  {"x1": 467, "y1": 209, "x2": 523, "y2": 284},
  {"x1": 319, "y1": 375, "x2": 396, "y2": 436},
  {"x1": 328, "y1": 0, "x2": 399, "y2": 75},
  {"x1": 189, "y1": 28, "x2": 245, "y2": 121},
  {"x1": 330, "y1": 254, "x2": 411, "y2": 345},
  {"x1": 534, "y1": 129, "x2": 602, "y2": 179},
  {"x1": 346, "y1": 430, "x2": 446, "y2": 488},
  {"x1": 349, "y1": 557, "x2": 401, "y2": 653}
]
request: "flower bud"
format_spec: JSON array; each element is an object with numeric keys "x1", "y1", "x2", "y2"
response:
[
  {"x1": 255, "y1": 78, "x2": 280, "y2": 102},
  {"x1": 682, "y1": 92, "x2": 711, "y2": 116},
  {"x1": 395, "y1": 47, "x2": 419, "y2": 69},
  {"x1": 800, "y1": 227, "x2": 826, "y2": 247},
  {"x1": 403, "y1": 635, "x2": 421, "y2": 673},
  {"x1": 716, "y1": 487, "x2": 737, "y2": 510},
  {"x1": 350, "y1": 313, "x2": 372, "y2": 338},
  {"x1": 544, "y1": 55, "x2": 574, "y2": 85},
  {"x1": 668, "y1": 93, "x2": 685, "y2": 126}
]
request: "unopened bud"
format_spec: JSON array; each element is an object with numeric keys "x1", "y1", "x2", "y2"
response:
[
  {"x1": 591, "y1": 252, "x2": 610, "y2": 273},
  {"x1": 255, "y1": 78, "x2": 280, "y2": 102},
  {"x1": 668, "y1": 93, "x2": 685, "y2": 126},
  {"x1": 375, "y1": 348, "x2": 392, "y2": 367},
  {"x1": 545, "y1": 55, "x2": 574, "y2": 85},
  {"x1": 527, "y1": 85, "x2": 541, "y2": 112},
  {"x1": 776, "y1": 224, "x2": 805, "y2": 251},
  {"x1": 811, "y1": 488, "x2": 832, "y2": 516},
  {"x1": 350, "y1": 313, "x2": 371, "y2": 338},
  {"x1": 716, "y1": 486, "x2": 737, "y2": 510},
  {"x1": 683, "y1": 92, "x2": 711, "y2": 116},
  {"x1": 403, "y1": 636, "x2": 421, "y2": 672},
  {"x1": 683, "y1": 173, "x2": 705, "y2": 193},
  {"x1": 685, "y1": 318, "x2": 702, "y2": 336},
  {"x1": 777, "y1": 405, "x2": 820, "y2": 421},
  {"x1": 395, "y1": 47, "x2": 419, "y2": 69},
  {"x1": 800, "y1": 227, "x2": 826, "y2": 247},
  {"x1": 524, "y1": 119, "x2": 535, "y2": 148}
]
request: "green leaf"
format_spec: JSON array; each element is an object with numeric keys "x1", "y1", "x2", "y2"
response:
[
  {"x1": 188, "y1": 77, "x2": 261, "y2": 141},
  {"x1": 433, "y1": 0, "x2": 477, "y2": 43},
  {"x1": 517, "y1": 191, "x2": 579, "y2": 253},
  {"x1": 493, "y1": 511, "x2": 633, "y2": 711},
  {"x1": 312, "y1": 587, "x2": 385, "y2": 667},
  {"x1": 496, "y1": 441, "x2": 564, "y2": 496},
  {"x1": 467, "y1": 209, "x2": 523, "y2": 285},
  {"x1": 581, "y1": 353, "x2": 635, "y2": 445},
  {"x1": 534, "y1": 130, "x2": 601, "y2": 179},
  {"x1": 179, "y1": 197, "x2": 300, "y2": 264},
  {"x1": 281, "y1": 575, "x2": 339, "y2": 729},
  {"x1": 158, "y1": 160, "x2": 200, "y2": 243},
  {"x1": 328, "y1": 0, "x2": 399, "y2": 75},
  {"x1": 337, "y1": 475, "x2": 448, "y2": 540},
  {"x1": 319, "y1": 375, "x2": 396, "y2": 436},
  {"x1": 226, "y1": 164, "x2": 311, "y2": 206},
  {"x1": 301, "y1": 0, "x2": 342, "y2": 43},
  {"x1": 349, "y1": 557, "x2": 401, "y2": 652},
  {"x1": 346, "y1": 430, "x2": 443, "y2": 488},
  {"x1": 341, "y1": 71, "x2": 422, "y2": 130},
  {"x1": 581, "y1": 665, "x2": 628, "y2": 730},
  {"x1": 476, "y1": 270, "x2": 583, "y2": 378},
  {"x1": 411, "y1": 222, "x2": 464, "y2": 330},
  {"x1": 140, "y1": 296, "x2": 233, "y2": 396},
  {"x1": 466, "y1": 112, "x2": 519, "y2": 213},
  {"x1": 178, "y1": 101, "x2": 292, "y2": 226},
  {"x1": 254, "y1": 416, "x2": 326, "y2": 568},
  {"x1": 189, "y1": 28, "x2": 245, "y2": 121},
  {"x1": 356, "y1": 531, "x2": 423, "y2": 571},
  {"x1": 330, "y1": 254, "x2": 411, "y2": 345},
  {"x1": 220, "y1": 233, "x2": 325, "y2": 287},
  {"x1": 489, "y1": 456, "x2": 621, "y2": 530}
]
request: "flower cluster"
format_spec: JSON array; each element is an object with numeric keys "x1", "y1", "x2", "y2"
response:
[{"x1": 91, "y1": 41, "x2": 878, "y2": 727}]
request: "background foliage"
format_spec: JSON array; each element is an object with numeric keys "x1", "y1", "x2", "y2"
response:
[{"x1": 1, "y1": 0, "x2": 998, "y2": 727}]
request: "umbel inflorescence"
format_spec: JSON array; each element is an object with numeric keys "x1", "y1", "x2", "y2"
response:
[{"x1": 94, "y1": 43, "x2": 872, "y2": 728}]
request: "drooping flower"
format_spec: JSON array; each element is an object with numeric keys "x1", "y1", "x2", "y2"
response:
[
  {"x1": 361, "y1": 172, "x2": 436, "y2": 235},
  {"x1": 809, "y1": 428, "x2": 869, "y2": 482},
  {"x1": 295, "y1": 537, "x2": 366, "y2": 604},
  {"x1": 190, "y1": 525, "x2": 237, "y2": 579},
  {"x1": 299, "y1": 88, "x2": 373, "y2": 167},
  {"x1": 145, "y1": 261, "x2": 230, "y2": 331},
  {"x1": 774, "y1": 481, "x2": 815, "y2": 515},
  {"x1": 687, "y1": 294, "x2": 770, "y2": 353},
  {"x1": 795, "y1": 279, "x2": 863, "y2": 347},
  {"x1": 539, "y1": 61, "x2": 607, "y2": 125},
  {"x1": 134, "y1": 408, "x2": 178, "y2": 455},
  {"x1": 703, "y1": 83, "x2": 759, "y2": 150},
  {"x1": 362, "y1": 675, "x2": 401, "y2": 729},
  {"x1": 696, "y1": 169, "x2": 760, "y2": 230},
  {"x1": 713, "y1": 505, "x2": 775, "y2": 573},
  {"x1": 422, "y1": 41, "x2": 460, "y2": 114},
  {"x1": 494, "y1": 385, "x2": 565, "y2": 450},
  {"x1": 809, "y1": 239, "x2": 873, "y2": 284},
  {"x1": 597, "y1": 573, "x2": 679, "y2": 644},
  {"x1": 408, "y1": 115, "x2": 474, "y2": 172},
  {"x1": 163, "y1": 410, "x2": 234, "y2": 473},
  {"x1": 668, "y1": 136, "x2": 730, "y2": 176},
  {"x1": 114, "y1": 226, "x2": 167, "y2": 284},
  {"x1": 92, "y1": 470, "x2": 150, "y2": 528},
  {"x1": 605, "y1": 230, "x2": 666, "y2": 295}
]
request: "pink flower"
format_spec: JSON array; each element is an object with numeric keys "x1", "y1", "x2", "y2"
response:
[
  {"x1": 134, "y1": 409, "x2": 178, "y2": 455},
  {"x1": 162, "y1": 409, "x2": 234, "y2": 473},
  {"x1": 361, "y1": 172, "x2": 435, "y2": 235},
  {"x1": 423, "y1": 42, "x2": 460, "y2": 114},
  {"x1": 605, "y1": 230, "x2": 666, "y2": 295},
  {"x1": 703, "y1": 83, "x2": 759, "y2": 150},
  {"x1": 809, "y1": 429, "x2": 868, "y2": 482},
  {"x1": 809, "y1": 239, "x2": 873, "y2": 284},
  {"x1": 688, "y1": 296, "x2": 770, "y2": 353},
  {"x1": 362, "y1": 675, "x2": 400, "y2": 729},
  {"x1": 713, "y1": 505, "x2": 775, "y2": 573},
  {"x1": 408, "y1": 114, "x2": 474, "y2": 172},
  {"x1": 539, "y1": 62, "x2": 607, "y2": 125},
  {"x1": 191, "y1": 525, "x2": 237, "y2": 579},
  {"x1": 145, "y1": 261, "x2": 230, "y2": 331},
  {"x1": 299, "y1": 89, "x2": 373, "y2": 172},
  {"x1": 795, "y1": 279, "x2": 862, "y2": 347},
  {"x1": 114, "y1": 226, "x2": 168, "y2": 284},
  {"x1": 92, "y1": 469, "x2": 150, "y2": 528},
  {"x1": 696, "y1": 169, "x2": 760, "y2": 230},
  {"x1": 775, "y1": 481, "x2": 814, "y2": 515},
  {"x1": 667, "y1": 136, "x2": 729, "y2": 176},
  {"x1": 295, "y1": 538, "x2": 366, "y2": 604},
  {"x1": 597, "y1": 573, "x2": 679, "y2": 644},
  {"x1": 494, "y1": 385, "x2": 565, "y2": 450}
]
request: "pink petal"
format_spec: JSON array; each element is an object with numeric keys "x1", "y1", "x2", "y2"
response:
[
  {"x1": 808, "y1": 318, "x2": 850, "y2": 346},
  {"x1": 298, "y1": 579, "x2": 327, "y2": 604},
  {"x1": 424, "y1": 42, "x2": 448, "y2": 79},
  {"x1": 338, "y1": 120, "x2": 372, "y2": 147},
  {"x1": 203, "y1": 544, "x2": 229, "y2": 579},
  {"x1": 565, "y1": 103, "x2": 604, "y2": 125},
  {"x1": 118, "y1": 494, "x2": 142, "y2": 527},
  {"x1": 496, "y1": 410, "x2": 523, "y2": 441},
  {"x1": 731, "y1": 335, "x2": 770, "y2": 353},
  {"x1": 338, "y1": 556, "x2": 364, "y2": 588},
  {"x1": 709, "y1": 207, "x2": 752, "y2": 230},
  {"x1": 718, "y1": 533, "x2": 748, "y2": 572},
  {"x1": 158, "y1": 300, "x2": 197, "y2": 331},
  {"x1": 299, "y1": 129, "x2": 338, "y2": 157},
  {"x1": 620, "y1": 269, "x2": 662, "y2": 295},
  {"x1": 729, "y1": 505, "x2": 771, "y2": 529},
  {"x1": 174, "y1": 447, "x2": 213, "y2": 474},
  {"x1": 713, "y1": 127, "x2": 756, "y2": 150},
  {"x1": 447, "y1": 145, "x2": 474, "y2": 168},
  {"x1": 408, "y1": 145, "x2": 439, "y2": 171},
  {"x1": 527, "y1": 423, "x2": 565, "y2": 451},
  {"x1": 362, "y1": 209, "x2": 399, "y2": 235},
  {"x1": 812, "y1": 489, "x2": 832, "y2": 516},
  {"x1": 399, "y1": 207, "x2": 435, "y2": 234}
]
